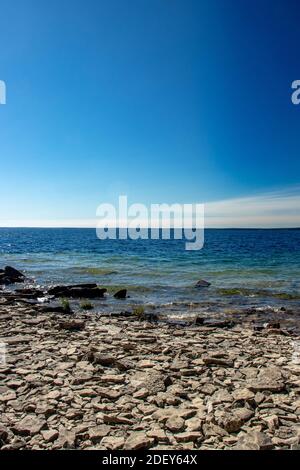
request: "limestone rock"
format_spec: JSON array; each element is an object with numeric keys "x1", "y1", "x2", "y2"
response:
[
  {"x1": 101, "y1": 436, "x2": 125, "y2": 450},
  {"x1": 165, "y1": 416, "x2": 185, "y2": 433},
  {"x1": 12, "y1": 415, "x2": 46, "y2": 436},
  {"x1": 235, "y1": 431, "x2": 274, "y2": 450},
  {"x1": 124, "y1": 433, "x2": 153, "y2": 450},
  {"x1": 41, "y1": 429, "x2": 59, "y2": 443},
  {"x1": 89, "y1": 425, "x2": 111, "y2": 443}
]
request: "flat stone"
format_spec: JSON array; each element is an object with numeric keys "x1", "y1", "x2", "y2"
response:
[
  {"x1": 12, "y1": 415, "x2": 46, "y2": 436},
  {"x1": 0, "y1": 391, "x2": 16, "y2": 402},
  {"x1": 217, "y1": 408, "x2": 254, "y2": 433},
  {"x1": 101, "y1": 436, "x2": 125, "y2": 450},
  {"x1": 99, "y1": 374, "x2": 125, "y2": 384},
  {"x1": 235, "y1": 431, "x2": 274, "y2": 450},
  {"x1": 53, "y1": 428, "x2": 76, "y2": 449},
  {"x1": 97, "y1": 387, "x2": 121, "y2": 400},
  {"x1": 248, "y1": 380, "x2": 284, "y2": 393},
  {"x1": 46, "y1": 390, "x2": 61, "y2": 400},
  {"x1": 147, "y1": 429, "x2": 169, "y2": 442},
  {"x1": 232, "y1": 388, "x2": 255, "y2": 402},
  {"x1": 210, "y1": 389, "x2": 233, "y2": 404},
  {"x1": 102, "y1": 414, "x2": 133, "y2": 425},
  {"x1": 248, "y1": 367, "x2": 285, "y2": 392},
  {"x1": 130, "y1": 371, "x2": 168, "y2": 394},
  {"x1": 203, "y1": 356, "x2": 234, "y2": 367},
  {"x1": 133, "y1": 388, "x2": 149, "y2": 399},
  {"x1": 124, "y1": 433, "x2": 153, "y2": 450},
  {"x1": 89, "y1": 425, "x2": 111, "y2": 443},
  {"x1": 41, "y1": 429, "x2": 59, "y2": 443},
  {"x1": 165, "y1": 416, "x2": 185, "y2": 433},
  {"x1": 175, "y1": 432, "x2": 203, "y2": 443},
  {"x1": 79, "y1": 388, "x2": 98, "y2": 397}
]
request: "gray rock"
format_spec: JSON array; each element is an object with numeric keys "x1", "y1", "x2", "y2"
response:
[
  {"x1": 124, "y1": 433, "x2": 153, "y2": 450},
  {"x1": 12, "y1": 415, "x2": 46, "y2": 436},
  {"x1": 235, "y1": 431, "x2": 274, "y2": 450},
  {"x1": 195, "y1": 280, "x2": 211, "y2": 288}
]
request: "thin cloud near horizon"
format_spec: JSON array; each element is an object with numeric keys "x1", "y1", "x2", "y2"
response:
[{"x1": 0, "y1": 187, "x2": 299, "y2": 229}]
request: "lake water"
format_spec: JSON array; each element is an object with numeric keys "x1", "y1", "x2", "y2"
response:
[{"x1": 0, "y1": 228, "x2": 299, "y2": 320}]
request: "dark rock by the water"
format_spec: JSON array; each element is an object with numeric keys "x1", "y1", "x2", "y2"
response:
[
  {"x1": 203, "y1": 320, "x2": 235, "y2": 328},
  {"x1": 0, "y1": 266, "x2": 25, "y2": 285},
  {"x1": 48, "y1": 284, "x2": 107, "y2": 299},
  {"x1": 195, "y1": 279, "x2": 211, "y2": 288},
  {"x1": 114, "y1": 289, "x2": 127, "y2": 299},
  {"x1": 0, "y1": 273, "x2": 12, "y2": 285},
  {"x1": 15, "y1": 288, "x2": 44, "y2": 299},
  {"x1": 4, "y1": 266, "x2": 25, "y2": 281},
  {"x1": 48, "y1": 284, "x2": 98, "y2": 296}
]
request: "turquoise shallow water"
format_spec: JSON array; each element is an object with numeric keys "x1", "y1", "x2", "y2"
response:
[{"x1": 0, "y1": 228, "x2": 299, "y2": 317}]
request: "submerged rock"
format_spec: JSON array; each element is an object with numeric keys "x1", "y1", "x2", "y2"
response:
[{"x1": 195, "y1": 279, "x2": 211, "y2": 288}]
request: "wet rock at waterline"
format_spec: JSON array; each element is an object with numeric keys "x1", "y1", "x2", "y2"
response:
[
  {"x1": 0, "y1": 266, "x2": 26, "y2": 285},
  {"x1": 195, "y1": 279, "x2": 211, "y2": 288},
  {"x1": 48, "y1": 284, "x2": 107, "y2": 299},
  {"x1": 114, "y1": 289, "x2": 127, "y2": 299}
]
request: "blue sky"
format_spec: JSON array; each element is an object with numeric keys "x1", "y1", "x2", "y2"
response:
[{"x1": 0, "y1": 0, "x2": 299, "y2": 227}]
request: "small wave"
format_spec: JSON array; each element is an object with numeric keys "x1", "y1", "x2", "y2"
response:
[{"x1": 62, "y1": 267, "x2": 119, "y2": 276}]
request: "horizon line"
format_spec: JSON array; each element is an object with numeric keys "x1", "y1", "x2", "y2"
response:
[{"x1": 0, "y1": 226, "x2": 299, "y2": 230}]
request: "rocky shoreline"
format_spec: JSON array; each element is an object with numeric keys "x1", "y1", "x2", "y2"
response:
[{"x1": 1, "y1": 289, "x2": 300, "y2": 450}]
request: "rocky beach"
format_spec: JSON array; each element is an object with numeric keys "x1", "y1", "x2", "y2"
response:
[{"x1": 0, "y1": 268, "x2": 300, "y2": 451}]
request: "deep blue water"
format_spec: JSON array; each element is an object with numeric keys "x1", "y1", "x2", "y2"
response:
[{"x1": 0, "y1": 228, "x2": 299, "y2": 317}]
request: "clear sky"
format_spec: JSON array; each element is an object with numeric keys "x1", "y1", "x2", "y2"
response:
[{"x1": 0, "y1": 0, "x2": 299, "y2": 227}]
